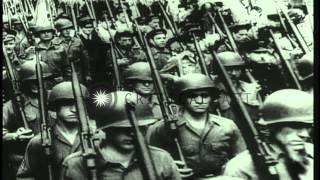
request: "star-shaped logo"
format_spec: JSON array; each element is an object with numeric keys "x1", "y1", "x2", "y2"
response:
[{"x1": 92, "y1": 90, "x2": 111, "y2": 107}]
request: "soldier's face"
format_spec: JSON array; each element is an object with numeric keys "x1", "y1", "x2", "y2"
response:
[
  {"x1": 226, "y1": 67, "x2": 242, "y2": 80},
  {"x1": 4, "y1": 40, "x2": 16, "y2": 54},
  {"x1": 57, "y1": 102, "x2": 78, "y2": 123},
  {"x1": 82, "y1": 25, "x2": 94, "y2": 35},
  {"x1": 61, "y1": 28, "x2": 74, "y2": 38},
  {"x1": 109, "y1": 127, "x2": 147, "y2": 152},
  {"x1": 118, "y1": 37, "x2": 133, "y2": 48},
  {"x1": 184, "y1": 90, "x2": 211, "y2": 113},
  {"x1": 109, "y1": 128, "x2": 135, "y2": 152},
  {"x1": 117, "y1": 12, "x2": 126, "y2": 23},
  {"x1": 274, "y1": 125, "x2": 311, "y2": 164},
  {"x1": 152, "y1": 34, "x2": 166, "y2": 48},
  {"x1": 39, "y1": 31, "x2": 54, "y2": 41},
  {"x1": 134, "y1": 81, "x2": 154, "y2": 96},
  {"x1": 233, "y1": 29, "x2": 250, "y2": 43},
  {"x1": 148, "y1": 18, "x2": 160, "y2": 30}
]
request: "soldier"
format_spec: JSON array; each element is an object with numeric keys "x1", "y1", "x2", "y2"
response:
[
  {"x1": 146, "y1": 29, "x2": 172, "y2": 69},
  {"x1": 34, "y1": 24, "x2": 67, "y2": 82},
  {"x1": 106, "y1": 30, "x2": 146, "y2": 69},
  {"x1": 217, "y1": 22, "x2": 252, "y2": 53},
  {"x1": 3, "y1": 30, "x2": 25, "y2": 69},
  {"x1": 147, "y1": 73, "x2": 247, "y2": 178},
  {"x1": 60, "y1": 91, "x2": 181, "y2": 180},
  {"x1": 124, "y1": 62, "x2": 162, "y2": 119},
  {"x1": 11, "y1": 16, "x2": 31, "y2": 58},
  {"x1": 16, "y1": 82, "x2": 88, "y2": 180},
  {"x1": 214, "y1": 51, "x2": 261, "y2": 121},
  {"x1": 54, "y1": 18, "x2": 92, "y2": 83},
  {"x1": 3, "y1": 61, "x2": 54, "y2": 178},
  {"x1": 223, "y1": 89, "x2": 314, "y2": 180},
  {"x1": 78, "y1": 15, "x2": 109, "y2": 82}
]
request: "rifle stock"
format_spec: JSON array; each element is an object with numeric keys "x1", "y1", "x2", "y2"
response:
[
  {"x1": 142, "y1": 35, "x2": 186, "y2": 164},
  {"x1": 110, "y1": 42, "x2": 122, "y2": 90},
  {"x1": 70, "y1": 61, "x2": 97, "y2": 180},
  {"x1": 35, "y1": 49, "x2": 54, "y2": 180},
  {"x1": 211, "y1": 51, "x2": 280, "y2": 180},
  {"x1": 269, "y1": 29, "x2": 302, "y2": 90},
  {"x1": 3, "y1": 43, "x2": 29, "y2": 129},
  {"x1": 126, "y1": 103, "x2": 160, "y2": 180}
]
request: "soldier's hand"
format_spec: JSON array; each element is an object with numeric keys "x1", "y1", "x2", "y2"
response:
[
  {"x1": 15, "y1": 127, "x2": 34, "y2": 141},
  {"x1": 174, "y1": 160, "x2": 194, "y2": 178},
  {"x1": 117, "y1": 58, "x2": 130, "y2": 66}
]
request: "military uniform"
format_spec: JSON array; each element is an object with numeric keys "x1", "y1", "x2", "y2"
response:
[
  {"x1": 223, "y1": 89, "x2": 314, "y2": 180},
  {"x1": 150, "y1": 46, "x2": 172, "y2": 69},
  {"x1": 217, "y1": 80, "x2": 261, "y2": 121},
  {"x1": 2, "y1": 61, "x2": 55, "y2": 178},
  {"x1": 147, "y1": 74, "x2": 247, "y2": 177},
  {"x1": 16, "y1": 126, "x2": 81, "y2": 180},
  {"x1": 61, "y1": 91, "x2": 181, "y2": 180},
  {"x1": 147, "y1": 114, "x2": 246, "y2": 176},
  {"x1": 52, "y1": 37, "x2": 91, "y2": 82},
  {"x1": 223, "y1": 145, "x2": 314, "y2": 180},
  {"x1": 60, "y1": 145, "x2": 181, "y2": 180},
  {"x1": 36, "y1": 39, "x2": 68, "y2": 80},
  {"x1": 16, "y1": 81, "x2": 88, "y2": 180}
]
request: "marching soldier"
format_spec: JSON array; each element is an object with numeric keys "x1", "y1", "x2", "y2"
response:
[
  {"x1": 11, "y1": 16, "x2": 31, "y2": 58},
  {"x1": 147, "y1": 73, "x2": 247, "y2": 178},
  {"x1": 16, "y1": 82, "x2": 88, "y2": 180},
  {"x1": 146, "y1": 29, "x2": 172, "y2": 69},
  {"x1": 60, "y1": 91, "x2": 181, "y2": 180},
  {"x1": 217, "y1": 22, "x2": 252, "y2": 53},
  {"x1": 3, "y1": 61, "x2": 55, "y2": 178},
  {"x1": 54, "y1": 17, "x2": 92, "y2": 83},
  {"x1": 106, "y1": 30, "x2": 146, "y2": 69},
  {"x1": 124, "y1": 62, "x2": 162, "y2": 119},
  {"x1": 78, "y1": 15, "x2": 109, "y2": 83},
  {"x1": 3, "y1": 30, "x2": 26, "y2": 69},
  {"x1": 223, "y1": 89, "x2": 314, "y2": 180},
  {"x1": 33, "y1": 24, "x2": 67, "y2": 82},
  {"x1": 214, "y1": 51, "x2": 261, "y2": 121}
]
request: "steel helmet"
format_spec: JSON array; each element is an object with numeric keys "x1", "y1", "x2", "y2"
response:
[
  {"x1": 34, "y1": 24, "x2": 55, "y2": 33},
  {"x1": 48, "y1": 81, "x2": 89, "y2": 110},
  {"x1": 18, "y1": 60, "x2": 53, "y2": 81},
  {"x1": 174, "y1": 73, "x2": 220, "y2": 103},
  {"x1": 124, "y1": 62, "x2": 152, "y2": 81},
  {"x1": 216, "y1": 51, "x2": 245, "y2": 67},
  {"x1": 55, "y1": 18, "x2": 74, "y2": 31},
  {"x1": 92, "y1": 91, "x2": 158, "y2": 130},
  {"x1": 257, "y1": 89, "x2": 313, "y2": 126}
]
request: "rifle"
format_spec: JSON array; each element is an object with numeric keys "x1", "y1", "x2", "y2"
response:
[
  {"x1": 110, "y1": 42, "x2": 122, "y2": 90},
  {"x1": 70, "y1": 61, "x2": 97, "y2": 180},
  {"x1": 211, "y1": 51, "x2": 280, "y2": 180},
  {"x1": 126, "y1": 102, "x2": 160, "y2": 180},
  {"x1": 268, "y1": 29, "x2": 302, "y2": 90},
  {"x1": 156, "y1": 1, "x2": 185, "y2": 51},
  {"x1": 216, "y1": 9, "x2": 263, "y2": 103},
  {"x1": 278, "y1": 7, "x2": 311, "y2": 54},
  {"x1": 192, "y1": 33, "x2": 209, "y2": 76},
  {"x1": 3, "y1": 43, "x2": 29, "y2": 129},
  {"x1": 70, "y1": 5, "x2": 79, "y2": 34},
  {"x1": 142, "y1": 35, "x2": 187, "y2": 164},
  {"x1": 35, "y1": 49, "x2": 54, "y2": 180}
]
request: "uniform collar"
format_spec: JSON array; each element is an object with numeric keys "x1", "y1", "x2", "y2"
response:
[
  {"x1": 53, "y1": 124, "x2": 81, "y2": 150},
  {"x1": 175, "y1": 113, "x2": 221, "y2": 127},
  {"x1": 95, "y1": 144, "x2": 139, "y2": 169}
]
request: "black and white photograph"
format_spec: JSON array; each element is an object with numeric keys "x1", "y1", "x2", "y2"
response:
[{"x1": 2, "y1": 0, "x2": 317, "y2": 179}]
